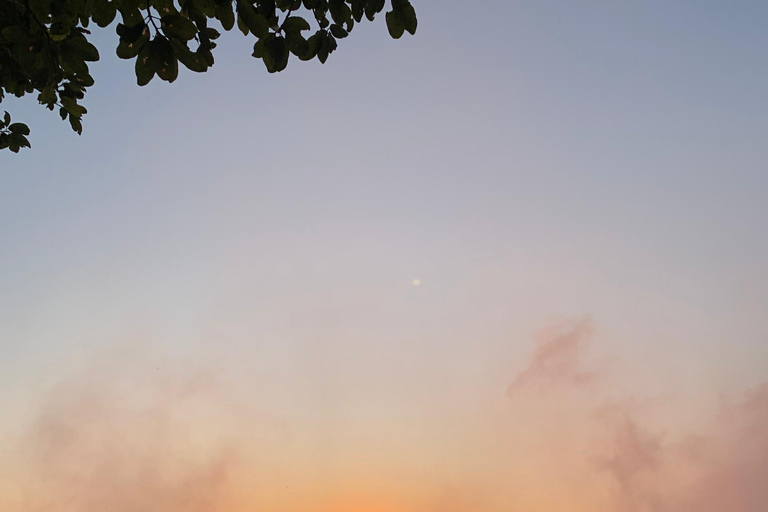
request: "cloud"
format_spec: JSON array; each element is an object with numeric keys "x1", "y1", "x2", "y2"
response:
[
  {"x1": 591, "y1": 403, "x2": 665, "y2": 511},
  {"x1": 593, "y1": 405, "x2": 663, "y2": 492},
  {"x1": 507, "y1": 315, "x2": 597, "y2": 394},
  {"x1": 674, "y1": 382, "x2": 768, "y2": 512},
  {"x1": 508, "y1": 316, "x2": 768, "y2": 512},
  {"x1": 16, "y1": 352, "x2": 237, "y2": 512},
  {"x1": 5, "y1": 318, "x2": 766, "y2": 512}
]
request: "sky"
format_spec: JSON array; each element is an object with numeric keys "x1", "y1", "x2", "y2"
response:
[{"x1": 1, "y1": 1, "x2": 767, "y2": 511}]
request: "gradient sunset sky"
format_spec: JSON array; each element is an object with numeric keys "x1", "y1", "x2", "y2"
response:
[{"x1": 1, "y1": 1, "x2": 767, "y2": 511}]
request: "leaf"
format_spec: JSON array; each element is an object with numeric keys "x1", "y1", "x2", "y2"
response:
[
  {"x1": 13, "y1": 132, "x2": 31, "y2": 148},
  {"x1": 152, "y1": 0, "x2": 177, "y2": 16},
  {"x1": 199, "y1": 48, "x2": 214, "y2": 66},
  {"x1": 282, "y1": 16, "x2": 310, "y2": 35},
  {"x1": 285, "y1": 29, "x2": 308, "y2": 58},
  {"x1": 237, "y1": 14, "x2": 249, "y2": 35},
  {"x1": 329, "y1": 24, "x2": 348, "y2": 39},
  {"x1": 350, "y1": 0, "x2": 365, "y2": 22},
  {"x1": 236, "y1": 0, "x2": 269, "y2": 38},
  {"x1": 116, "y1": 22, "x2": 147, "y2": 43},
  {"x1": 215, "y1": 3, "x2": 236, "y2": 31},
  {"x1": 262, "y1": 34, "x2": 289, "y2": 72},
  {"x1": 385, "y1": 10, "x2": 404, "y2": 39},
  {"x1": 387, "y1": 0, "x2": 416, "y2": 37},
  {"x1": 76, "y1": 73, "x2": 95, "y2": 87},
  {"x1": 365, "y1": 0, "x2": 385, "y2": 21},
  {"x1": 328, "y1": 0, "x2": 350, "y2": 26},
  {"x1": 61, "y1": 97, "x2": 87, "y2": 117},
  {"x1": 117, "y1": 33, "x2": 148, "y2": 59},
  {"x1": 119, "y1": 6, "x2": 144, "y2": 27},
  {"x1": 283, "y1": 16, "x2": 310, "y2": 56},
  {"x1": 149, "y1": 37, "x2": 179, "y2": 82},
  {"x1": 162, "y1": 14, "x2": 198, "y2": 41},
  {"x1": 8, "y1": 123, "x2": 30, "y2": 136},
  {"x1": 300, "y1": 32, "x2": 322, "y2": 61},
  {"x1": 203, "y1": 28, "x2": 221, "y2": 40},
  {"x1": 67, "y1": 37, "x2": 100, "y2": 62},
  {"x1": 135, "y1": 44, "x2": 155, "y2": 85},
  {"x1": 171, "y1": 40, "x2": 207, "y2": 72},
  {"x1": 59, "y1": 45, "x2": 90, "y2": 75},
  {"x1": 92, "y1": 0, "x2": 117, "y2": 27},
  {"x1": 251, "y1": 39, "x2": 265, "y2": 58},
  {"x1": 317, "y1": 31, "x2": 330, "y2": 63},
  {"x1": 396, "y1": 0, "x2": 417, "y2": 34},
  {"x1": 28, "y1": 0, "x2": 51, "y2": 20},
  {"x1": 49, "y1": 21, "x2": 71, "y2": 41},
  {"x1": 2, "y1": 112, "x2": 9, "y2": 127},
  {"x1": 38, "y1": 87, "x2": 57, "y2": 105},
  {"x1": 69, "y1": 114, "x2": 83, "y2": 134}
]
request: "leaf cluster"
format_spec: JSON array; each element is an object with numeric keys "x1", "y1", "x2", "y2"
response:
[
  {"x1": 0, "y1": 110, "x2": 31, "y2": 151},
  {"x1": 0, "y1": 0, "x2": 416, "y2": 152}
]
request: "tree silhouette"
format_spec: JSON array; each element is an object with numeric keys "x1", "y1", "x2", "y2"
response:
[{"x1": 0, "y1": 0, "x2": 417, "y2": 151}]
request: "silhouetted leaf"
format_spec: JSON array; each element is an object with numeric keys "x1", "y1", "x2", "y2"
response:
[
  {"x1": 171, "y1": 40, "x2": 207, "y2": 72},
  {"x1": 282, "y1": 16, "x2": 310, "y2": 35},
  {"x1": 92, "y1": 0, "x2": 117, "y2": 27},
  {"x1": 162, "y1": 14, "x2": 198, "y2": 41},
  {"x1": 149, "y1": 36, "x2": 178, "y2": 82},
  {"x1": 0, "y1": 0, "x2": 417, "y2": 151},
  {"x1": 215, "y1": 3, "x2": 236, "y2": 31},
  {"x1": 8, "y1": 123, "x2": 30, "y2": 135},
  {"x1": 262, "y1": 34, "x2": 289, "y2": 72},
  {"x1": 117, "y1": 33, "x2": 148, "y2": 59},
  {"x1": 135, "y1": 44, "x2": 155, "y2": 85},
  {"x1": 386, "y1": 10, "x2": 404, "y2": 39},
  {"x1": 237, "y1": 0, "x2": 269, "y2": 37},
  {"x1": 329, "y1": 23, "x2": 348, "y2": 38}
]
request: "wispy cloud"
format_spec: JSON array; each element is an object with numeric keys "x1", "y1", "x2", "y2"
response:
[
  {"x1": 509, "y1": 316, "x2": 768, "y2": 512},
  {"x1": 17, "y1": 352, "x2": 236, "y2": 512},
  {"x1": 592, "y1": 402, "x2": 665, "y2": 511},
  {"x1": 507, "y1": 315, "x2": 597, "y2": 394},
  {"x1": 673, "y1": 382, "x2": 768, "y2": 512}
]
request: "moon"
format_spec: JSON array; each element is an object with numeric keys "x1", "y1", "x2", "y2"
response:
[{"x1": 412, "y1": 279, "x2": 421, "y2": 286}]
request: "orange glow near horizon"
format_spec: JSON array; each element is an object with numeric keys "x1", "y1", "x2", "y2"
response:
[{"x1": 3, "y1": 320, "x2": 766, "y2": 512}]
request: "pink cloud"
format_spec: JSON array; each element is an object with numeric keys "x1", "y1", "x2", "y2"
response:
[
  {"x1": 674, "y1": 382, "x2": 768, "y2": 512},
  {"x1": 593, "y1": 405, "x2": 663, "y2": 493},
  {"x1": 508, "y1": 316, "x2": 597, "y2": 394},
  {"x1": 17, "y1": 357, "x2": 236, "y2": 512},
  {"x1": 509, "y1": 317, "x2": 768, "y2": 512}
]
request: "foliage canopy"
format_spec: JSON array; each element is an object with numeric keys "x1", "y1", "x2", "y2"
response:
[{"x1": 0, "y1": 0, "x2": 417, "y2": 152}]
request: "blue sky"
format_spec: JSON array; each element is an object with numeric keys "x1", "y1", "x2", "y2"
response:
[{"x1": 1, "y1": 0, "x2": 767, "y2": 386}]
